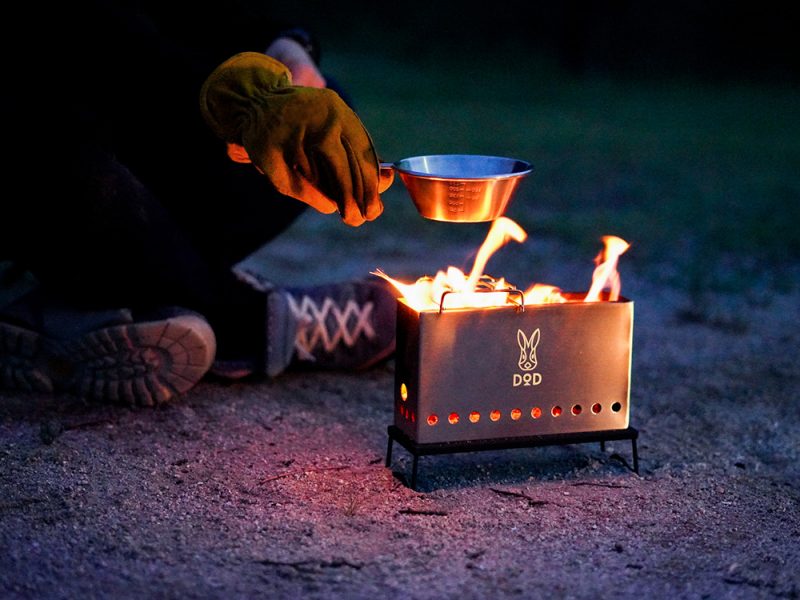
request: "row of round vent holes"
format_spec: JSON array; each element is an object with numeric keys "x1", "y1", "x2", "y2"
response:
[{"x1": 426, "y1": 402, "x2": 622, "y2": 426}]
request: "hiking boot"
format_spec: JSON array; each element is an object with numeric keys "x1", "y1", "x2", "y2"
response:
[
  {"x1": 0, "y1": 322, "x2": 54, "y2": 393},
  {"x1": 264, "y1": 278, "x2": 398, "y2": 376},
  {"x1": 0, "y1": 297, "x2": 216, "y2": 406}
]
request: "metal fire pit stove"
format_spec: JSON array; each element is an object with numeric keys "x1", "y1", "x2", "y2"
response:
[{"x1": 385, "y1": 291, "x2": 639, "y2": 489}]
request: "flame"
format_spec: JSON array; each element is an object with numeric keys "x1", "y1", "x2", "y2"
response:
[
  {"x1": 373, "y1": 217, "x2": 527, "y2": 312},
  {"x1": 583, "y1": 235, "x2": 631, "y2": 302},
  {"x1": 373, "y1": 218, "x2": 630, "y2": 311},
  {"x1": 465, "y1": 217, "x2": 527, "y2": 289},
  {"x1": 523, "y1": 283, "x2": 566, "y2": 305}
]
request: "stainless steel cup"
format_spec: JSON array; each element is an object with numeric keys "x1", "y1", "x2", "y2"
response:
[{"x1": 380, "y1": 154, "x2": 533, "y2": 222}]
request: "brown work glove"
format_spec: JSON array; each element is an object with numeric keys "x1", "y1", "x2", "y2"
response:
[{"x1": 199, "y1": 52, "x2": 387, "y2": 226}]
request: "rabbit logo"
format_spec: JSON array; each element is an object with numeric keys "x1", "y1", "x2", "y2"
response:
[{"x1": 513, "y1": 328, "x2": 542, "y2": 386}]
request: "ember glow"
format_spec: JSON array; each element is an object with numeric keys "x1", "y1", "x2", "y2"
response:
[{"x1": 373, "y1": 218, "x2": 629, "y2": 312}]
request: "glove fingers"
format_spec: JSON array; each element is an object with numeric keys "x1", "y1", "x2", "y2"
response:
[
  {"x1": 378, "y1": 164, "x2": 395, "y2": 194},
  {"x1": 339, "y1": 134, "x2": 383, "y2": 225},
  {"x1": 288, "y1": 181, "x2": 339, "y2": 216},
  {"x1": 308, "y1": 144, "x2": 365, "y2": 227},
  {"x1": 307, "y1": 133, "x2": 382, "y2": 227}
]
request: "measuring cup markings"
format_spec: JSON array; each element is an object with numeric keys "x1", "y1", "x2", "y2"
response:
[
  {"x1": 447, "y1": 181, "x2": 482, "y2": 205},
  {"x1": 446, "y1": 198, "x2": 466, "y2": 213}
]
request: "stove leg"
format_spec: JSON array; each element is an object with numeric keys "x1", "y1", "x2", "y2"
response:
[
  {"x1": 385, "y1": 434, "x2": 394, "y2": 468},
  {"x1": 600, "y1": 440, "x2": 606, "y2": 452},
  {"x1": 631, "y1": 438, "x2": 639, "y2": 474},
  {"x1": 410, "y1": 456, "x2": 419, "y2": 490}
]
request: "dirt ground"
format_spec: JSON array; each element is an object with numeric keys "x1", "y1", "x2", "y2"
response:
[{"x1": 1, "y1": 209, "x2": 798, "y2": 599}]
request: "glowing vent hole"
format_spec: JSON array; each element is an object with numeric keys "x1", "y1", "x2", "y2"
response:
[
  {"x1": 469, "y1": 412, "x2": 480, "y2": 423},
  {"x1": 427, "y1": 414, "x2": 439, "y2": 426},
  {"x1": 571, "y1": 404, "x2": 582, "y2": 416},
  {"x1": 551, "y1": 406, "x2": 563, "y2": 417},
  {"x1": 510, "y1": 408, "x2": 522, "y2": 420},
  {"x1": 490, "y1": 410, "x2": 501, "y2": 422},
  {"x1": 400, "y1": 383, "x2": 408, "y2": 401},
  {"x1": 611, "y1": 402, "x2": 622, "y2": 412},
  {"x1": 448, "y1": 413, "x2": 460, "y2": 425},
  {"x1": 592, "y1": 403, "x2": 602, "y2": 414},
  {"x1": 531, "y1": 407, "x2": 542, "y2": 419}
]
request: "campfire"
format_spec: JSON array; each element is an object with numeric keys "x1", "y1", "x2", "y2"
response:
[
  {"x1": 379, "y1": 217, "x2": 638, "y2": 488},
  {"x1": 373, "y1": 217, "x2": 630, "y2": 312}
]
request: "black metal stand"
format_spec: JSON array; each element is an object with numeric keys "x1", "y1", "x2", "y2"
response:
[{"x1": 385, "y1": 425, "x2": 639, "y2": 490}]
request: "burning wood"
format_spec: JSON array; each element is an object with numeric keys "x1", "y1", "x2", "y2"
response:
[{"x1": 372, "y1": 217, "x2": 629, "y2": 311}]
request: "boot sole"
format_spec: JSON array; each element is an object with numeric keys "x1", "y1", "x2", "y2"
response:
[{"x1": 0, "y1": 315, "x2": 216, "y2": 406}]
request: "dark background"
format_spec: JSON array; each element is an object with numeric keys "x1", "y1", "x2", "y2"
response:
[{"x1": 266, "y1": 1, "x2": 799, "y2": 84}]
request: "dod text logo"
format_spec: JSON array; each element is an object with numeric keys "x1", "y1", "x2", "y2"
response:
[{"x1": 513, "y1": 328, "x2": 542, "y2": 387}]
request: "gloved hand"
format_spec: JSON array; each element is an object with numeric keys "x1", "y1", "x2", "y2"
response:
[{"x1": 199, "y1": 52, "x2": 388, "y2": 226}]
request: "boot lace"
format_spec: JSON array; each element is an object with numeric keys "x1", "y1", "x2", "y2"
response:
[{"x1": 287, "y1": 294, "x2": 376, "y2": 361}]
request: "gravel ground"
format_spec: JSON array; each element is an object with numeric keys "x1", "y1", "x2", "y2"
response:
[{"x1": 1, "y1": 208, "x2": 798, "y2": 599}]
